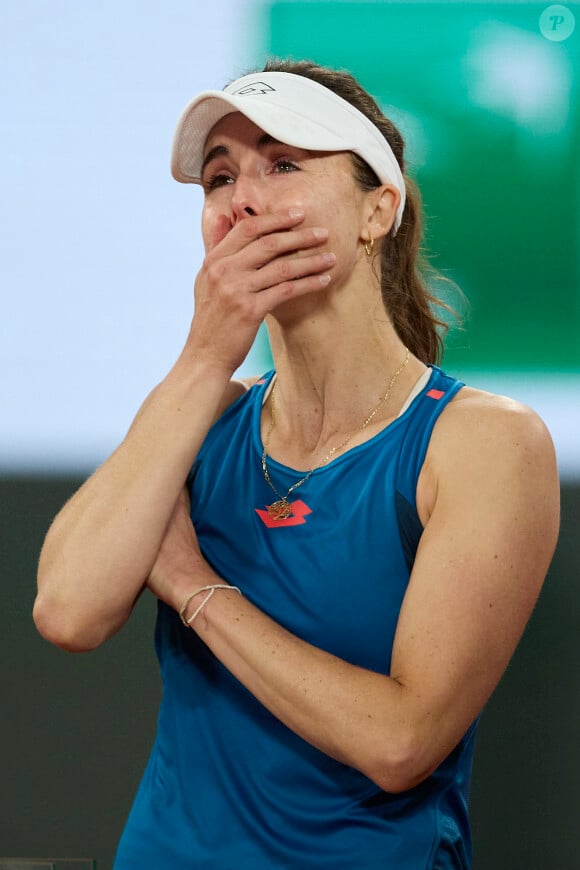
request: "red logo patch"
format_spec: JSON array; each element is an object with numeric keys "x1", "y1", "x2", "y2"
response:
[
  {"x1": 426, "y1": 388, "x2": 445, "y2": 400},
  {"x1": 255, "y1": 499, "x2": 312, "y2": 528}
]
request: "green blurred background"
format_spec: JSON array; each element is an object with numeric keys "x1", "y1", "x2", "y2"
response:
[{"x1": 261, "y1": 1, "x2": 579, "y2": 374}]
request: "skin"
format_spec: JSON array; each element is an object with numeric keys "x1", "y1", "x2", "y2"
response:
[{"x1": 34, "y1": 113, "x2": 560, "y2": 794}]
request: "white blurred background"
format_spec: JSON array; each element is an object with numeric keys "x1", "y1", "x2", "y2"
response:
[{"x1": 1, "y1": 0, "x2": 578, "y2": 478}]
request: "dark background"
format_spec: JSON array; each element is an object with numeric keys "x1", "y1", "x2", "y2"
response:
[{"x1": 1, "y1": 476, "x2": 577, "y2": 869}]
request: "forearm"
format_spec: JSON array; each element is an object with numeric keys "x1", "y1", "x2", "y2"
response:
[
  {"x1": 34, "y1": 355, "x2": 232, "y2": 650},
  {"x1": 188, "y1": 585, "x2": 425, "y2": 793},
  {"x1": 35, "y1": 207, "x2": 337, "y2": 651}
]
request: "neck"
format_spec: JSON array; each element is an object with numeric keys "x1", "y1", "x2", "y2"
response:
[{"x1": 264, "y1": 283, "x2": 425, "y2": 459}]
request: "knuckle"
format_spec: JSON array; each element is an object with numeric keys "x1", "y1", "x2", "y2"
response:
[
  {"x1": 206, "y1": 257, "x2": 228, "y2": 284},
  {"x1": 246, "y1": 274, "x2": 262, "y2": 294},
  {"x1": 240, "y1": 217, "x2": 258, "y2": 239},
  {"x1": 222, "y1": 279, "x2": 246, "y2": 305},
  {"x1": 276, "y1": 259, "x2": 293, "y2": 280},
  {"x1": 259, "y1": 234, "x2": 279, "y2": 254},
  {"x1": 279, "y1": 282, "x2": 295, "y2": 299}
]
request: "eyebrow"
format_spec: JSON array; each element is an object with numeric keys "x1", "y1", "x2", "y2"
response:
[
  {"x1": 201, "y1": 144, "x2": 229, "y2": 177},
  {"x1": 201, "y1": 133, "x2": 286, "y2": 177}
]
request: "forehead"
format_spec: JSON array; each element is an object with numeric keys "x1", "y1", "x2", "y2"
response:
[
  {"x1": 202, "y1": 112, "x2": 354, "y2": 180},
  {"x1": 203, "y1": 112, "x2": 274, "y2": 154}
]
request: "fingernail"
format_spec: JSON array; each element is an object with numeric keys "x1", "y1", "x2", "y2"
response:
[
  {"x1": 312, "y1": 227, "x2": 329, "y2": 239},
  {"x1": 319, "y1": 274, "x2": 331, "y2": 285},
  {"x1": 288, "y1": 208, "x2": 304, "y2": 219}
]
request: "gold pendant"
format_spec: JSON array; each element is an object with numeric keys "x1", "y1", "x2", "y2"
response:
[{"x1": 267, "y1": 499, "x2": 293, "y2": 520}]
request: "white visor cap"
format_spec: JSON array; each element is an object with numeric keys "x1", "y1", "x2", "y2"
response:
[{"x1": 171, "y1": 71, "x2": 406, "y2": 232}]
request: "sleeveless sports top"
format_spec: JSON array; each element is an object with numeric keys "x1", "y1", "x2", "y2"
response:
[{"x1": 114, "y1": 366, "x2": 476, "y2": 869}]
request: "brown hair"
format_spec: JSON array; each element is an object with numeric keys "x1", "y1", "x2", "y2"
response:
[{"x1": 262, "y1": 58, "x2": 453, "y2": 365}]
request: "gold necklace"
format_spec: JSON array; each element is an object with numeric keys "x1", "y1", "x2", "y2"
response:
[{"x1": 261, "y1": 347, "x2": 410, "y2": 520}]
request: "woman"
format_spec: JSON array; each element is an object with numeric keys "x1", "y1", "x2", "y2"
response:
[{"x1": 34, "y1": 60, "x2": 560, "y2": 868}]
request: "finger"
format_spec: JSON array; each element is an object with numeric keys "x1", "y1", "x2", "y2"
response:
[
  {"x1": 213, "y1": 208, "x2": 307, "y2": 256},
  {"x1": 256, "y1": 270, "x2": 334, "y2": 314},
  {"x1": 250, "y1": 226, "x2": 330, "y2": 270},
  {"x1": 213, "y1": 225, "x2": 330, "y2": 279},
  {"x1": 248, "y1": 250, "x2": 336, "y2": 294}
]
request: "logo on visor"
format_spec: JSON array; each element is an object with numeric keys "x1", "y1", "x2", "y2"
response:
[{"x1": 231, "y1": 82, "x2": 276, "y2": 96}]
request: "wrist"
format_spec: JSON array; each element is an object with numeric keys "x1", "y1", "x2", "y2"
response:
[
  {"x1": 175, "y1": 329, "x2": 241, "y2": 383},
  {"x1": 166, "y1": 350, "x2": 233, "y2": 394},
  {"x1": 179, "y1": 584, "x2": 242, "y2": 628}
]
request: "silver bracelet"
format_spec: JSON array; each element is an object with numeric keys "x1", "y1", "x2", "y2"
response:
[{"x1": 179, "y1": 584, "x2": 241, "y2": 627}]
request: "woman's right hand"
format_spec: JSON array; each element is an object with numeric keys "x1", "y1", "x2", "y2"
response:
[
  {"x1": 184, "y1": 208, "x2": 336, "y2": 374},
  {"x1": 34, "y1": 212, "x2": 334, "y2": 653}
]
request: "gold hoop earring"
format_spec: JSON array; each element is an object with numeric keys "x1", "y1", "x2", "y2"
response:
[{"x1": 364, "y1": 238, "x2": 374, "y2": 257}]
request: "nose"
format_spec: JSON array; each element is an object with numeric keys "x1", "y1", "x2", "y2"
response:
[{"x1": 230, "y1": 174, "x2": 262, "y2": 224}]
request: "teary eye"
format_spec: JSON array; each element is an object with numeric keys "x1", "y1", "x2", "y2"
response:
[
  {"x1": 272, "y1": 158, "x2": 299, "y2": 173},
  {"x1": 203, "y1": 172, "x2": 234, "y2": 192}
]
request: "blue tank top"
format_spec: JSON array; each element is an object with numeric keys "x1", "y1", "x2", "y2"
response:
[{"x1": 114, "y1": 366, "x2": 476, "y2": 869}]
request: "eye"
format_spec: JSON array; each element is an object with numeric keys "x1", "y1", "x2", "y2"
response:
[
  {"x1": 202, "y1": 171, "x2": 234, "y2": 192},
  {"x1": 272, "y1": 157, "x2": 299, "y2": 174}
]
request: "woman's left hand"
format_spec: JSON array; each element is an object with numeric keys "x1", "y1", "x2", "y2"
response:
[
  {"x1": 144, "y1": 397, "x2": 559, "y2": 797},
  {"x1": 146, "y1": 488, "x2": 215, "y2": 612}
]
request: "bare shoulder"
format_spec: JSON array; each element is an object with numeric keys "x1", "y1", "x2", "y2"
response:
[
  {"x1": 435, "y1": 385, "x2": 556, "y2": 457},
  {"x1": 418, "y1": 384, "x2": 559, "y2": 523}
]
